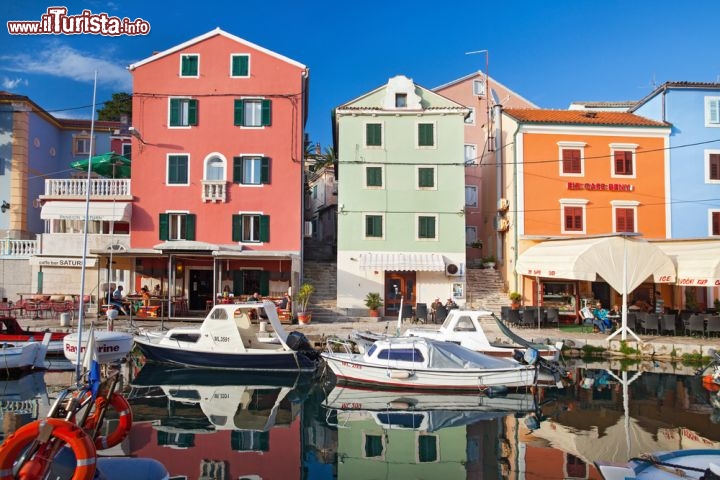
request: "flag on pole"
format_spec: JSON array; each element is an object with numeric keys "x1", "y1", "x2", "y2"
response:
[
  {"x1": 81, "y1": 325, "x2": 101, "y2": 399},
  {"x1": 396, "y1": 296, "x2": 403, "y2": 336}
]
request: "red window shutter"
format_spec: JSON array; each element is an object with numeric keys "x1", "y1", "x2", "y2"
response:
[
  {"x1": 616, "y1": 208, "x2": 634, "y2": 233},
  {"x1": 562, "y1": 149, "x2": 581, "y2": 174},
  {"x1": 564, "y1": 206, "x2": 582, "y2": 231},
  {"x1": 615, "y1": 151, "x2": 633, "y2": 175},
  {"x1": 713, "y1": 212, "x2": 720, "y2": 235},
  {"x1": 710, "y1": 154, "x2": 720, "y2": 180}
]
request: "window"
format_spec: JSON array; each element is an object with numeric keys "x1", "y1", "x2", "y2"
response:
[
  {"x1": 418, "y1": 435, "x2": 438, "y2": 462},
  {"x1": 377, "y1": 348, "x2": 425, "y2": 362},
  {"x1": 465, "y1": 226, "x2": 477, "y2": 245},
  {"x1": 418, "y1": 123, "x2": 435, "y2": 147},
  {"x1": 364, "y1": 214, "x2": 383, "y2": 238},
  {"x1": 366, "y1": 123, "x2": 382, "y2": 147},
  {"x1": 365, "y1": 166, "x2": 383, "y2": 188},
  {"x1": 180, "y1": 54, "x2": 198, "y2": 77},
  {"x1": 395, "y1": 93, "x2": 407, "y2": 108},
  {"x1": 167, "y1": 155, "x2": 189, "y2": 185},
  {"x1": 465, "y1": 186, "x2": 478, "y2": 207},
  {"x1": 230, "y1": 54, "x2": 250, "y2": 77},
  {"x1": 464, "y1": 144, "x2": 477, "y2": 164},
  {"x1": 204, "y1": 156, "x2": 225, "y2": 181},
  {"x1": 418, "y1": 215, "x2": 436, "y2": 240},
  {"x1": 232, "y1": 214, "x2": 270, "y2": 242},
  {"x1": 121, "y1": 143, "x2": 131, "y2": 161},
  {"x1": 364, "y1": 434, "x2": 384, "y2": 458},
  {"x1": 159, "y1": 213, "x2": 196, "y2": 241},
  {"x1": 169, "y1": 98, "x2": 198, "y2": 127},
  {"x1": 562, "y1": 149, "x2": 582, "y2": 174},
  {"x1": 610, "y1": 143, "x2": 637, "y2": 178},
  {"x1": 465, "y1": 107, "x2": 476, "y2": 125},
  {"x1": 234, "y1": 99, "x2": 271, "y2": 127},
  {"x1": 615, "y1": 208, "x2": 635, "y2": 233},
  {"x1": 233, "y1": 156, "x2": 270, "y2": 185},
  {"x1": 473, "y1": 79, "x2": 486, "y2": 96},
  {"x1": 417, "y1": 167, "x2": 435, "y2": 189},
  {"x1": 706, "y1": 151, "x2": 720, "y2": 182},
  {"x1": 560, "y1": 199, "x2": 588, "y2": 234},
  {"x1": 705, "y1": 97, "x2": 720, "y2": 127},
  {"x1": 73, "y1": 135, "x2": 92, "y2": 155},
  {"x1": 711, "y1": 211, "x2": 720, "y2": 236}
]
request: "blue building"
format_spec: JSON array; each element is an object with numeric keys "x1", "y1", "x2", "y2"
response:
[{"x1": 631, "y1": 82, "x2": 720, "y2": 238}]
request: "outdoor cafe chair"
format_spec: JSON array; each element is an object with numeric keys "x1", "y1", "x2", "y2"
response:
[
  {"x1": 414, "y1": 303, "x2": 428, "y2": 324},
  {"x1": 500, "y1": 305, "x2": 511, "y2": 323},
  {"x1": 660, "y1": 314, "x2": 677, "y2": 336},
  {"x1": 687, "y1": 314, "x2": 705, "y2": 337},
  {"x1": 642, "y1": 314, "x2": 660, "y2": 335},
  {"x1": 433, "y1": 305, "x2": 447, "y2": 324},
  {"x1": 520, "y1": 309, "x2": 536, "y2": 328},
  {"x1": 545, "y1": 307, "x2": 560, "y2": 327},
  {"x1": 706, "y1": 315, "x2": 720, "y2": 338},
  {"x1": 625, "y1": 312, "x2": 637, "y2": 331},
  {"x1": 506, "y1": 309, "x2": 521, "y2": 326}
]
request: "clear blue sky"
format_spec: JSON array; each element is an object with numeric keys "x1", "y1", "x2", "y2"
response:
[{"x1": 2, "y1": 1, "x2": 719, "y2": 149}]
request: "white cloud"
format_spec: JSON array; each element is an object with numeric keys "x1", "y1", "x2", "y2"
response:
[
  {"x1": 1, "y1": 77, "x2": 28, "y2": 90},
  {"x1": 0, "y1": 41, "x2": 131, "y2": 91}
]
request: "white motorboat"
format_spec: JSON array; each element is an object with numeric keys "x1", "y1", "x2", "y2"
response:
[
  {"x1": 133, "y1": 300, "x2": 319, "y2": 371},
  {"x1": 0, "y1": 332, "x2": 51, "y2": 375},
  {"x1": 63, "y1": 330, "x2": 134, "y2": 365},
  {"x1": 321, "y1": 336, "x2": 540, "y2": 391},
  {"x1": 595, "y1": 450, "x2": 720, "y2": 479}
]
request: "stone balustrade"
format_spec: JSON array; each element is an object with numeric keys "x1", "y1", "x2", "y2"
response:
[
  {"x1": 43, "y1": 178, "x2": 131, "y2": 198},
  {"x1": 0, "y1": 239, "x2": 37, "y2": 257}
]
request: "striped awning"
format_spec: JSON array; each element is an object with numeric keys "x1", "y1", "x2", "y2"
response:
[
  {"x1": 358, "y1": 253, "x2": 445, "y2": 272},
  {"x1": 41, "y1": 201, "x2": 131, "y2": 222}
]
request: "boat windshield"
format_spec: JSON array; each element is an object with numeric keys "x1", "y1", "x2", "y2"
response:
[
  {"x1": 208, "y1": 308, "x2": 228, "y2": 320},
  {"x1": 376, "y1": 348, "x2": 425, "y2": 363}
]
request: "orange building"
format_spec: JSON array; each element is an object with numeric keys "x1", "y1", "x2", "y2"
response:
[{"x1": 500, "y1": 109, "x2": 671, "y2": 317}]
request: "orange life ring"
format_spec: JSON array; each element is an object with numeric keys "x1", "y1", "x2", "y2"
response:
[
  {"x1": 703, "y1": 375, "x2": 720, "y2": 392},
  {"x1": 82, "y1": 392, "x2": 133, "y2": 450},
  {"x1": 0, "y1": 418, "x2": 96, "y2": 480}
]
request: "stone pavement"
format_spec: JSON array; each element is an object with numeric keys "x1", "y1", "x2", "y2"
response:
[{"x1": 19, "y1": 311, "x2": 719, "y2": 360}]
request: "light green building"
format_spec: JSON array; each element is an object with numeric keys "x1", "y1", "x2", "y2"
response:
[{"x1": 333, "y1": 75, "x2": 469, "y2": 316}]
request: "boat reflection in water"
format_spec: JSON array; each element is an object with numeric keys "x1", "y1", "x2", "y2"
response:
[{"x1": 127, "y1": 363, "x2": 315, "y2": 479}]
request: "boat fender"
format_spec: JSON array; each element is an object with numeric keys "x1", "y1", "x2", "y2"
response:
[
  {"x1": 0, "y1": 418, "x2": 96, "y2": 480},
  {"x1": 82, "y1": 393, "x2": 133, "y2": 450},
  {"x1": 486, "y1": 385, "x2": 509, "y2": 397},
  {"x1": 523, "y1": 349, "x2": 538, "y2": 365},
  {"x1": 388, "y1": 371, "x2": 412, "y2": 379}
]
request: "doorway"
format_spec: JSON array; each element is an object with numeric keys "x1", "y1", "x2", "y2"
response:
[
  {"x1": 189, "y1": 269, "x2": 213, "y2": 310},
  {"x1": 384, "y1": 272, "x2": 416, "y2": 315}
]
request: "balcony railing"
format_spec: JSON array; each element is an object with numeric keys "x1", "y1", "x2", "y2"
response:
[
  {"x1": 0, "y1": 239, "x2": 37, "y2": 258},
  {"x1": 43, "y1": 178, "x2": 131, "y2": 198},
  {"x1": 202, "y1": 180, "x2": 227, "y2": 203}
]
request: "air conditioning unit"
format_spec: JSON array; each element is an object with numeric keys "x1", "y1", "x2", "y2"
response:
[
  {"x1": 497, "y1": 198, "x2": 509, "y2": 212},
  {"x1": 304, "y1": 221, "x2": 313, "y2": 237},
  {"x1": 496, "y1": 218, "x2": 510, "y2": 232},
  {"x1": 445, "y1": 263, "x2": 464, "y2": 277}
]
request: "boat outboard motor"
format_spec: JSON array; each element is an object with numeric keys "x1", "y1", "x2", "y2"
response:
[{"x1": 285, "y1": 331, "x2": 319, "y2": 359}]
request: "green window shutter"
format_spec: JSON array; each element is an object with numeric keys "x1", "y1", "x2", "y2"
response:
[
  {"x1": 182, "y1": 55, "x2": 198, "y2": 76},
  {"x1": 261, "y1": 100, "x2": 272, "y2": 126},
  {"x1": 159, "y1": 213, "x2": 169, "y2": 240},
  {"x1": 418, "y1": 123, "x2": 434, "y2": 146},
  {"x1": 366, "y1": 123, "x2": 381, "y2": 146},
  {"x1": 188, "y1": 99, "x2": 198, "y2": 126},
  {"x1": 260, "y1": 157, "x2": 270, "y2": 184},
  {"x1": 232, "y1": 55, "x2": 249, "y2": 76},
  {"x1": 419, "y1": 217, "x2": 435, "y2": 238},
  {"x1": 185, "y1": 214, "x2": 196, "y2": 240},
  {"x1": 169, "y1": 99, "x2": 180, "y2": 126},
  {"x1": 259, "y1": 215, "x2": 270, "y2": 242},
  {"x1": 418, "y1": 168, "x2": 434, "y2": 188},
  {"x1": 232, "y1": 157, "x2": 242, "y2": 183},
  {"x1": 234, "y1": 99, "x2": 243, "y2": 126},
  {"x1": 232, "y1": 214, "x2": 242, "y2": 241},
  {"x1": 259, "y1": 271, "x2": 270, "y2": 296},
  {"x1": 366, "y1": 215, "x2": 382, "y2": 237},
  {"x1": 366, "y1": 167, "x2": 382, "y2": 187}
]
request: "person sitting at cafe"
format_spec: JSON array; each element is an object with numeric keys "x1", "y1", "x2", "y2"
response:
[
  {"x1": 276, "y1": 293, "x2": 290, "y2": 310},
  {"x1": 110, "y1": 285, "x2": 128, "y2": 315},
  {"x1": 249, "y1": 292, "x2": 262, "y2": 302},
  {"x1": 608, "y1": 304, "x2": 621, "y2": 330},
  {"x1": 592, "y1": 302, "x2": 613, "y2": 334},
  {"x1": 445, "y1": 298, "x2": 458, "y2": 310},
  {"x1": 153, "y1": 284, "x2": 161, "y2": 297},
  {"x1": 141, "y1": 285, "x2": 151, "y2": 307}
]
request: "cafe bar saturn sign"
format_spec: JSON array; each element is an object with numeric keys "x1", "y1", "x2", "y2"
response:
[
  {"x1": 28, "y1": 256, "x2": 98, "y2": 268},
  {"x1": 567, "y1": 181, "x2": 634, "y2": 192}
]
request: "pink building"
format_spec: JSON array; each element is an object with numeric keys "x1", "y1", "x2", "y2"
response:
[
  {"x1": 434, "y1": 72, "x2": 536, "y2": 268},
  {"x1": 127, "y1": 29, "x2": 308, "y2": 310}
]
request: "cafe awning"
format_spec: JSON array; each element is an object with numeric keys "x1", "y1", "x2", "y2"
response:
[
  {"x1": 41, "y1": 201, "x2": 131, "y2": 222},
  {"x1": 515, "y1": 236, "x2": 675, "y2": 293},
  {"x1": 654, "y1": 240, "x2": 720, "y2": 286},
  {"x1": 359, "y1": 253, "x2": 446, "y2": 272}
]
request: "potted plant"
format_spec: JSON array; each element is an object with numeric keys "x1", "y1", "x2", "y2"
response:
[
  {"x1": 508, "y1": 291, "x2": 522, "y2": 310},
  {"x1": 364, "y1": 292, "x2": 384, "y2": 318},
  {"x1": 482, "y1": 255, "x2": 496, "y2": 269},
  {"x1": 296, "y1": 283, "x2": 315, "y2": 325},
  {"x1": 470, "y1": 240, "x2": 483, "y2": 249}
]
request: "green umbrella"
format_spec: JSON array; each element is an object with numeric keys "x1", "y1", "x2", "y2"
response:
[{"x1": 70, "y1": 152, "x2": 131, "y2": 179}]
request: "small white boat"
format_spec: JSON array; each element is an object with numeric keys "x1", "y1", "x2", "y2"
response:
[
  {"x1": 0, "y1": 332, "x2": 51, "y2": 375},
  {"x1": 133, "y1": 300, "x2": 319, "y2": 371},
  {"x1": 63, "y1": 330, "x2": 134, "y2": 365},
  {"x1": 595, "y1": 450, "x2": 720, "y2": 479},
  {"x1": 321, "y1": 336, "x2": 540, "y2": 391},
  {"x1": 0, "y1": 316, "x2": 66, "y2": 355}
]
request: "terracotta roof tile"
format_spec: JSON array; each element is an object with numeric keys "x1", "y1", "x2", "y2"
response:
[{"x1": 503, "y1": 108, "x2": 669, "y2": 127}]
